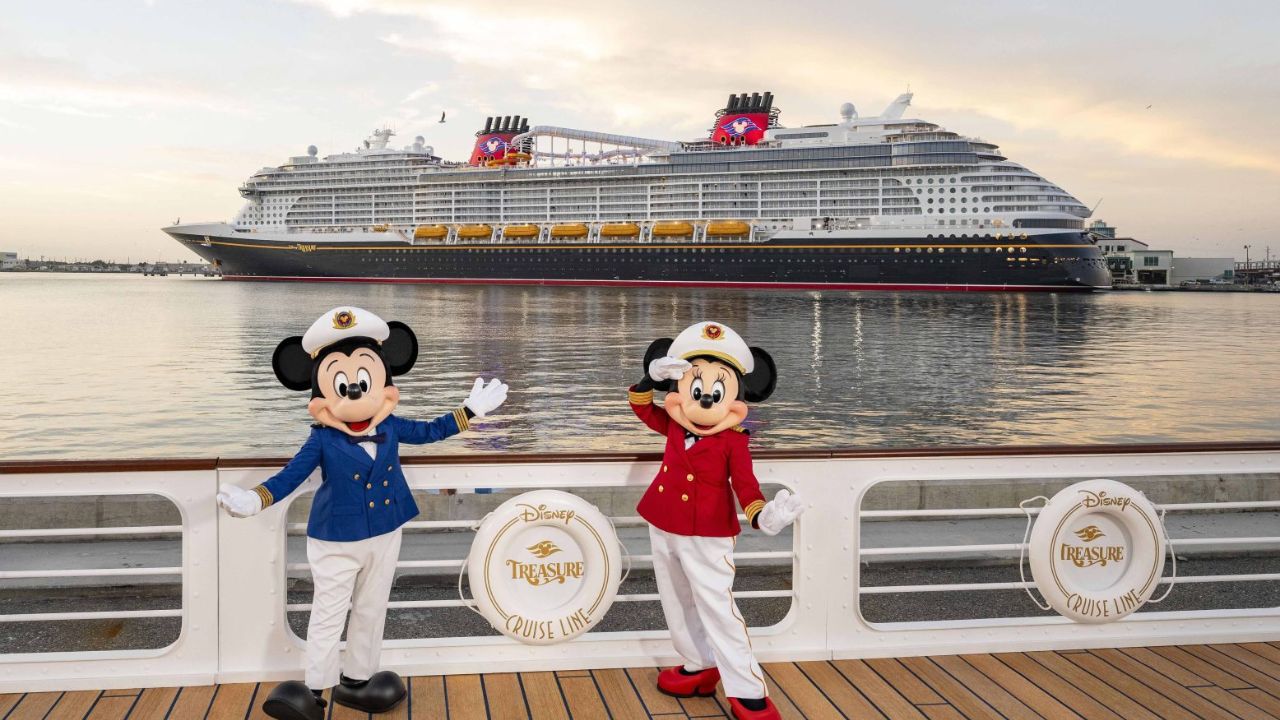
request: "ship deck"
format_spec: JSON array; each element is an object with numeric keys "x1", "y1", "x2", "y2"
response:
[{"x1": 5, "y1": 643, "x2": 1280, "y2": 719}]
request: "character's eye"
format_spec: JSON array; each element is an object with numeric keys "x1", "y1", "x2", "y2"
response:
[
  {"x1": 356, "y1": 368, "x2": 371, "y2": 393},
  {"x1": 690, "y1": 377, "x2": 704, "y2": 400},
  {"x1": 333, "y1": 372, "x2": 349, "y2": 397},
  {"x1": 711, "y1": 380, "x2": 726, "y2": 403}
]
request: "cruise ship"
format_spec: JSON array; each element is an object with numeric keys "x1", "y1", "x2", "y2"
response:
[{"x1": 163, "y1": 92, "x2": 1111, "y2": 291}]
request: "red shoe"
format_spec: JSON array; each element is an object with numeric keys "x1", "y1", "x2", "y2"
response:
[
  {"x1": 728, "y1": 697, "x2": 781, "y2": 720},
  {"x1": 656, "y1": 666, "x2": 720, "y2": 697}
]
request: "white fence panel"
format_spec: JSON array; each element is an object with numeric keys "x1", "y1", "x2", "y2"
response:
[{"x1": 0, "y1": 470, "x2": 219, "y2": 693}]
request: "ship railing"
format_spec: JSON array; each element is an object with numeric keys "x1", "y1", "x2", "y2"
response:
[{"x1": 1, "y1": 442, "x2": 1277, "y2": 692}]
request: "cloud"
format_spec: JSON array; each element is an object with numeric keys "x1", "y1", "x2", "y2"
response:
[
  {"x1": 402, "y1": 82, "x2": 439, "y2": 103},
  {"x1": 287, "y1": 0, "x2": 1280, "y2": 177},
  {"x1": 0, "y1": 49, "x2": 247, "y2": 117}
]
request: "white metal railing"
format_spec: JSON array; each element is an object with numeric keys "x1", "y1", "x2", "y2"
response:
[{"x1": 0, "y1": 446, "x2": 1277, "y2": 693}]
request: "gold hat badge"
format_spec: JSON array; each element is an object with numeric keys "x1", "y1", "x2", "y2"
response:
[{"x1": 332, "y1": 310, "x2": 357, "y2": 330}]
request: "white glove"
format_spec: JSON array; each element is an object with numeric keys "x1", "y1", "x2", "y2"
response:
[
  {"x1": 217, "y1": 483, "x2": 262, "y2": 518},
  {"x1": 648, "y1": 356, "x2": 692, "y2": 382},
  {"x1": 463, "y1": 376, "x2": 508, "y2": 418},
  {"x1": 757, "y1": 489, "x2": 805, "y2": 536}
]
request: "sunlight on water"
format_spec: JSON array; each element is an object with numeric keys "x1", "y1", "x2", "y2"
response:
[{"x1": 5, "y1": 274, "x2": 1279, "y2": 460}]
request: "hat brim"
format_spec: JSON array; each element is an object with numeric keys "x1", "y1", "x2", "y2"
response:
[{"x1": 679, "y1": 350, "x2": 748, "y2": 375}]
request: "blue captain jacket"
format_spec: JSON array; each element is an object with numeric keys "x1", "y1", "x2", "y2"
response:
[{"x1": 251, "y1": 409, "x2": 470, "y2": 542}]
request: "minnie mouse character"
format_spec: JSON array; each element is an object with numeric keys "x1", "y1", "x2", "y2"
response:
[
  {"x1": 217, "y1": 307, "x2": 507, "y2": 720},
  {"x1": 629, "y1": 321, "x2": 805, "y2": 720}
]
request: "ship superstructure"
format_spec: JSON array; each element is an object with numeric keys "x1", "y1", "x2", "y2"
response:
[{"x1": 165, "y1": 92, "x2": 1109, "y2": 291}]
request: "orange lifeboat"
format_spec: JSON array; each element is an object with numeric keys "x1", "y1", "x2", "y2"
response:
[
  {"x1": 502, "y1": 224, "x2": 540, "y2": 239},
  {"x1": 600, "y1": 223, "x2": 641, "y2": 238},
  {"x1": 651, "y1": 221, "x2": 694, "y2": 237},
  {"x1": 551, "y1": 223, "x2": 589, "y2": 238},
  {"x1": 706, "y1": 220, "x2": 751, "y2": 237},
  {"x1": 413, "y1": 225, "x2": 449, "y2": 240},
  {"x1": 457, "y1": 224, "x2": 493, "y2": 239}
]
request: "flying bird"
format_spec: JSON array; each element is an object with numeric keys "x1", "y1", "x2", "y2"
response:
[
  {"x1": 1145, "y1": 104, "x2": 1153, "y2": 109},
  {"x1": 439, "y1": 111, "x2": 446, "y2": 123}
]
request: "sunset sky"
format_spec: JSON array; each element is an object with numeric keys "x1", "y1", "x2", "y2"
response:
[{"x1": 2, "y1": 0, "x2": 1278, "y2": 262}]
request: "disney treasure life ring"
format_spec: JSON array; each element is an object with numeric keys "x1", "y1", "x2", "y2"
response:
[
  {"x1": 1025, "y1": 479, "x2": 1170, "y2": 623},
  {"x1": 465, "y1": 490, "x2": 622, "y2": 644}
]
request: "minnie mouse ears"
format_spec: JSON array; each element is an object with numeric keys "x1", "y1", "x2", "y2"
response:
[{"x1": 641, "y1": 336, "x2": 777, "y2": 402}]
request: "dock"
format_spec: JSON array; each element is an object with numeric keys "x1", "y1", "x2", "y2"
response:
[
  {"x1": 4, "y1": 643, "x2": 1280, "y2": 719},
  {"x1": 2, "y1": 444, "x2": 1277, "y2": 718}
]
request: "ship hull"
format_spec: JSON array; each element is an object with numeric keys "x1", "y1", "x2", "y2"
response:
[{"x1": 165, "y1": 226, "x2": 1111, "y2": 292}]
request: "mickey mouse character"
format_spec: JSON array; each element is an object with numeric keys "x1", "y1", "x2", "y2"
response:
[
  {"x1": 629, "y1": 321, "x2": 805, "y2": 720},
  {"x1": 217, "y1": 306, "x2": 507, "y2": 720}
]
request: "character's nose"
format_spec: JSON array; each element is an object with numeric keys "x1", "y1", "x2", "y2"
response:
[
  {"x1": 346, "y1": 385, "x2": 363, "y2": 400},
  {"x1": 699, "y1": 395, "x2": 715, "y2": 409}
]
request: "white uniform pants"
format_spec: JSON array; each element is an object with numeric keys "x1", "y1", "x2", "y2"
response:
[
  {"x1": 304, "y1": 529, "x2": 402, "y2": 689},
  {"x1": 649, "y1": 526, "x2": 768, "y2": 700}
]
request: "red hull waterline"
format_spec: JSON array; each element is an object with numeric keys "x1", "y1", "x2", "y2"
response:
[{"x1": 221, "y1": 275, "x2": 1099, "y2": 292}]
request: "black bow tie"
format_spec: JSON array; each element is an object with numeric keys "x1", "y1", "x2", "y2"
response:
[
  {"x1": 345, "y1": 432, "x2": 387, "y2": 445},
  {"x1": 684, "y1": 430, "x2": 701, "y2": 443}
]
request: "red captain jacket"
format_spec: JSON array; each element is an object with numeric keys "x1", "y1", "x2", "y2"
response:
[{"x1": 629, "y1": 386, "x2": 766, "y2": 537}]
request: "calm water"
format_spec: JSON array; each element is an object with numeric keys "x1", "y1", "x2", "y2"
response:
[{"x1": 5, "y1": 273, "x2": 1278, "y2": 460}]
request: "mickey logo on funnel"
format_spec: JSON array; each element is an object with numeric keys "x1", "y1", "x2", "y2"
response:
[
  {"x1": 481, "y1": 136, "x2": 509, "y2": 156},
  {"x1": 720, "y1": 116, "x2": 762, "y2": 138}
]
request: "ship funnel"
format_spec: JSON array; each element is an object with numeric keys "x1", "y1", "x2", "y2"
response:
[
  {"x1": 710, "y1": 91, "x2": 778, "y2": 146},
  {"x1": 470, "y1": 113, "x2": 532, "y2": 166}
]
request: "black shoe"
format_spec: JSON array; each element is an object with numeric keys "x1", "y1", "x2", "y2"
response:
[
  {"x1": 261, "y1": 681, "x2": 327, "y2": 720},
  {"x1": 332, "y1": 670, "x2": 407, "y2": 713}
]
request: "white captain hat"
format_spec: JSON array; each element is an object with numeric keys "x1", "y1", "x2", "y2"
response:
[
  {"x1": 301, "y1": 306, "x2": 389, "y2": 357},
  {"x1": 668, "y1": 321, "x2": 754, "y2": 374}
]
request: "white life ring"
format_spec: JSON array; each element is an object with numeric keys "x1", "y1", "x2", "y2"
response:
[
  {"x1": 466, "y1": 489, "x2": 621, "y2": 644},
  {"x1": 1027, "y1": 479, "x2": 1167, "y2": 623}
]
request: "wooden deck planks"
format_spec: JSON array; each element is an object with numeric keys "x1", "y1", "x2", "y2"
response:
[
  {"x1": 8, "y1": 692, "x2": 62, "y2": 720},
  {"x1": 898, "y1": 655, "x2": 1006, "y2": 720},
  {"x1": 1149, "y1": 644, "x2": 1253, "y2": 690},
  {"x1": 624, "y1": 667, "x2": 684, "y2": 716},
  {"x1": 1024, "y1": 650, "x2": 1165, "y2": 720},
  {"x1": 556, "y1": 676, "x2": 609, "y2": 719},
  {"x1": 480, "y1": 673, "x2": 528, "y2": 720},
  {"x1": 206, "y1": 682, "x2": 256, "y2": 720},
  {"x1": 123, "y1": 688, "x2": 177, "y2": 720},
  {"x1": 0, "y1": 694, "x2": 23, "y2": 717},
  {"x1": 10, "y1": 642, "x2": 1280, "y2": 720},
  {"x1": 590, "y1": 669, "x2": 648, "y2": 720},
  {"x1": 45, "y1": 691, "x2": 100, "y2": 720},
  {"x1": 166, "y1": 684, "x2": 215, "y2": 719},
  {"x1": 84, "y1": 696, "x2": 137, "y2": 720},
  {"x1": 992, "y1": 652, "x2": 1125, "y2": 720},
  {"x1": 863, "y1": 657, "x2": 945, "y2": 706},
  {"x1": 1233, "y1": 687, "x2": 1280, "y2": 717},
  {"x1": 930, "y1": 653, "x2": 1042, "y2": 719},
  {"x1": 518, "y1": 672, "x2": 569, "y2": 720},
  {"x1": 762, "y1": 663, "x2": 841, "y2": 719},
  {"x1": 830, "y1": 658, "x2": 925, "y2": 719},
  {"x1": 408, "y1": 676, "x2": 447, "y2": 720},
  {"x1": 446, "y1": 674, "x2": 488, "y2": 720},
  {"x1": 796, "y1": 661, "x2": 888, "y2": 720}
]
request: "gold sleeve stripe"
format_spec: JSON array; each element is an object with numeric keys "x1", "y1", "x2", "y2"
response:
[
  {"x1": 744, "y1": 500, "x2": 766, "y2": 522},
  {"x1": 252, "y1": 485, "x2": 274, "y2": 508},
  {"x1": 453, "y1": 407, "x2": 471, "y2": 432},
  {"x1": 628, "y1": 390, "x2": 654, "y2": 405}
]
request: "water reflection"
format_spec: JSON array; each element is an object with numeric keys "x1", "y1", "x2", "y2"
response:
[{"x1": 6, "y1": 274, "x2": 1279, "y2": 460}]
